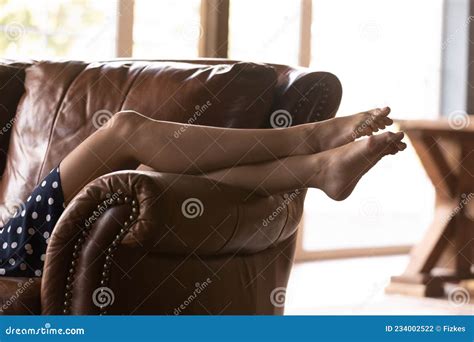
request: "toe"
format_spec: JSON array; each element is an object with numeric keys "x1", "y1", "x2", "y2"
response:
[
  {"x1": 380, "y1": 106, "x2": 391, "y2": 116},
  {"x1": 391, "y1": 131, "x2": 405, "y2": 142},
  {"x1": 396, "y1": 141, "x2": 407, "y2": 151},
  {"x1": 371, "y1": 107, "x2": 390, "y2": 117},
  {"x1": 382, "y1": 116, "x2": 393, "y2": 126},
  {"x1": 369, "y1": 120, "x2": 380, "y2": 132},
  {"x1": 374, "y1": 118, "x2": 386, "y2": 130}
]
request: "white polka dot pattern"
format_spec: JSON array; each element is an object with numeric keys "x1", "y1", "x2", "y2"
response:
[{"x1": 0, "y1": 167, "x2": 65, "y2": 277}]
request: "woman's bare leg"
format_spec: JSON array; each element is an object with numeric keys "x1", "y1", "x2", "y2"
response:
[
  {"x1": 200, "y1": 131, "x2": 406, "y2": 199},
  {"x1": 59, "y1": 109, "x2": 394, "y2": 202}
]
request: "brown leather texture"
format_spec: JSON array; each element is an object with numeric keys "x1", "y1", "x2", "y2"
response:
[
  {"x1": 0, "y1": 61, "x2": 31, "y2": 175},
  {"x1": 0, "y1": 59, "x2": 342, "y2": 315},
  {"x1": 0, "y1": 277, "x2": 41, "y2": 315},
  {"x1": 42, "y1": 171, "x2": 302, "y2": 314}
]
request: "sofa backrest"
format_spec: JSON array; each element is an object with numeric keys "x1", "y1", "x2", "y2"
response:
[{"x1": 0, "y1": 59, "x2": 342, "y2": 218}]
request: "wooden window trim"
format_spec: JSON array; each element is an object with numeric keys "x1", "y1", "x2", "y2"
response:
[
  {"x1": 295, "y1": 217, "x2": 412, "y2": 262},
  {"x1": 199, "y1": 0, "x2": 229, "y2": 58},
  {"x1": 116, "y1": 0, "x2": 135, "y2": 57},
  {"x1": 299, "y1": 0, "x2": 312, "y2": 67}
]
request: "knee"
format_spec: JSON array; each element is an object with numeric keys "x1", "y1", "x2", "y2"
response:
[{"x1": 111, "y1": 110, "x2": 144, "y2": 135}]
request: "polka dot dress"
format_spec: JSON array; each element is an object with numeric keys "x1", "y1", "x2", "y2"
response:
[{"x1": 0, "y1": 167, "x2": 65, "y2": 277}]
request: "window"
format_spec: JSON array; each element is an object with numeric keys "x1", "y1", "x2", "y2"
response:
[
  {"x1": 228, "y1": 0, "x2": 301, "y2": 65},
  {"x1": 0, "y1": 0, "x2": 117, "y2": 59},
  {"x1": 132, "y1": 0, "x2": 201, "y2": 59},
  {"x1": 301, "y1": 0, "x2": 443, "y2": 252}
]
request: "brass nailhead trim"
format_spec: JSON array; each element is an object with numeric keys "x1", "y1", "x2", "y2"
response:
[
  {"x1": 62, "y1": 193, "x2": 139, "y2": 315},
  {"x1": 293, "y1": 81, "x2": 330, "y2": 121}
]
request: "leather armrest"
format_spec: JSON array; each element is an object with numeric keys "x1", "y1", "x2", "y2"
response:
[{"x1": 41, "y1": 170, "x2": 305, "y2": 314}]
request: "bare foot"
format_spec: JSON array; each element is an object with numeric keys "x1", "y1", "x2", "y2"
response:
[
  {"x1": 311, "y1": 131, "x2": 406, "y2": 201},
  {"x1": 311, "y1": 107, "x2": 394, "y2": 151}
]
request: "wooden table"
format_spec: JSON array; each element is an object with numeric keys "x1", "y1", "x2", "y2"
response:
[{"x1": 386, "y1": 119, "x2": 474, "y2": 297}]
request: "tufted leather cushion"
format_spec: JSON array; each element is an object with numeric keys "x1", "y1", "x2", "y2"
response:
[{"x1": 0, "y1": 61, "x2": 277, "y2": 215}]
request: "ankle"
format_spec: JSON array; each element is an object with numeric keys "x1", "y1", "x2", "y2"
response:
[
  {"x1": 307, "y1": 152, "x2": 329, "y2": 188},
  {"x1": 296, "y1": 123, "x2": 320, "y2": 155}
]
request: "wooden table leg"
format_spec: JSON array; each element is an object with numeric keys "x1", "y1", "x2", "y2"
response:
[{"x1": 386, "y1": 130, "x2": 474, "y2": 297}]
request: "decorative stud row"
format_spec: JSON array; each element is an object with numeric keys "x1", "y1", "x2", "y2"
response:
[
  {"x1": 62, "y1": 194, "x2": 139, "y2": 315},
  {"x1": 293, "y1": 81, "x2": 330, "y2": 120}
]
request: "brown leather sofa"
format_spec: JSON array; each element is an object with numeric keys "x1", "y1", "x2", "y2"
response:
[{"x1": 0, "y1": 59, "x2": 341, "y2": 315}]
